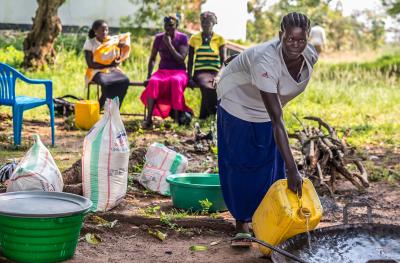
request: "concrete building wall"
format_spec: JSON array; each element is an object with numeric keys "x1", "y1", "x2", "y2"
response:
[
  {"x1": 0, "y1": 0, "x2": 140, "y2": 28},
  {"x1": 0, "y1": 0, "x2": 248, "y2": 40}
]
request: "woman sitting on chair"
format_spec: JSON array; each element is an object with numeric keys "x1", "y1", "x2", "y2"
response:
[
  {"x1": 188, "y1": 11, "x2": 226, "y2": 119},
  {"x1": 83, "y1": 19, "x2": 131, "y2": 108},
  {"x1": 140, "y1": 15, "x2": 192, "y2": 129}
]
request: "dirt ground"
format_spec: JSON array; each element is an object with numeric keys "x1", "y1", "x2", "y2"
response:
[
  {"x1": 0, "y1": 114, "x2": 399, "y2": 262},
  {"x1": 73, "y1": 223, "x2": 268, "y2": 263}
]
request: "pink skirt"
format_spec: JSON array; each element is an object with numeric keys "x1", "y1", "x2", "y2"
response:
[{"x1": 140, "y1": 69, "x2": 192, "y2": 119}]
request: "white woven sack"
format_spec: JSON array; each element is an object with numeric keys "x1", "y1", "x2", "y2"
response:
[
  {"x1": 82, "y1": 97, "x2": 129, "y2": 212},
  {"x1": 138, "y1": 142, "x2": 188, "y2": 196},
  {"x1": 7, "y1": 134, "x2": 63, "y2": 192}
]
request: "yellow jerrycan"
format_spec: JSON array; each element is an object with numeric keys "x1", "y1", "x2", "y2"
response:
[
  {"x1": 252, "y1": 178, "x2": 323, "y2": 256},
  {"x1": 75, "y1": 100, "x2": 100, "y2": 130}
]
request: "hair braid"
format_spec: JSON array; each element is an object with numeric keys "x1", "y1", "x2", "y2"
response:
[{"x1": 280, "y1": 12, "x2": 310, "y2": 33}]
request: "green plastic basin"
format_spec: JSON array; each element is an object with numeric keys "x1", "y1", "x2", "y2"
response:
[
  {"x1": 0, "y1": 191, "x2": 92, "y2": 263},
  {"x1": 166, "y1": 173, "x2": 227, "y2": 212}
]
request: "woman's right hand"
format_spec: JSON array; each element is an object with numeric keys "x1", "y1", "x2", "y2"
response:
[
  {"x1": 162, "y1": 34, "x2": 173, "y2": 47},
  {"x1": 286, "y1": 169, "x2": 303, "y2": 197},
  {"x1": 143, "y1": 79, "x2": 150, "y2": 87}
]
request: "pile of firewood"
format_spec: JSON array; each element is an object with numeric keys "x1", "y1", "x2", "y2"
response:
[{"x1": 289, "y1": 116, "x2": 369, "y2": 195}]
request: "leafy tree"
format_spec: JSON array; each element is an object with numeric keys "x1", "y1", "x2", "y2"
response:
[
  {"x1": 364, "y1": 11, "x2": 386, "y2": 49},
  {"x1": 247, "y1": 0, "x2": 385, "y2": 51},
  {"x1": 121, "y1": 0, "x2": 206, "y2": 30},
  {"x1": 382, "y1": 0, "x2": 400, "y2": 15},
  {"x1": 247, "y1": 0, "x2": 336, "y2": 43},
  {"x1": 247, "y1": 0, "x2": 278, "y2": 42}
]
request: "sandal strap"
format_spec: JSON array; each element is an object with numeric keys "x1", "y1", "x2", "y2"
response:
[{"x1": 234, "y1": 232, "x2": 252, "y2": 239}]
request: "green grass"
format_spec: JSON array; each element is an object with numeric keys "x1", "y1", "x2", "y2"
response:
[
  {"x1": 0, "y1": 34, "x2": 202, "y2": 121},
  {"x1": 284, "y1": 61, "x2": 400, "y2": 147},
  {"x1": 0, "y1": 32, "x2": 399, "y2": 150}
]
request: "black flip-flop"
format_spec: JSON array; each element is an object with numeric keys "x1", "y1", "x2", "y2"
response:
[{"x1": 141, "y1": 120, "x2": 153, "y2": 130}]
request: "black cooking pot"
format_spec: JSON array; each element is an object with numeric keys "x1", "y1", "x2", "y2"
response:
[{"x1": 271, "y1": 203, "x2": 400, "y2": 263}]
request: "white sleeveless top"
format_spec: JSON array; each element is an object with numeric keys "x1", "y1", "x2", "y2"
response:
[{"x1": 217, "y1": 38, "x2": 318, "y2": 122}]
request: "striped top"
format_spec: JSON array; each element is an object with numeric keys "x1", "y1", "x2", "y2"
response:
[
  {"x1": 194, "y1": 42, "x2": 221, "y2": 71},
  {"x1": 189, "y1": 32, "x2": 225, "y2": 72}
]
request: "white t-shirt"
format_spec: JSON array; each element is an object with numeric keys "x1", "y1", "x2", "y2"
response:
[
  {"x1": 83, "y1": 38, "x2": 102, "y2": 53},
  {"x1": 309, "y1": 26, "x2": 326, "y2": 46},
  {"x1": 217, "y1": 38, "x2": 318, "y2": 123}
]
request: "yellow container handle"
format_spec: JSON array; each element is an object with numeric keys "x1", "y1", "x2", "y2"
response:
[{"x1": 297, "y1": 192, "x2": 303, "y2": 208}]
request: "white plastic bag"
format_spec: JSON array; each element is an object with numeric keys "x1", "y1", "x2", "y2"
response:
[
  {"x1": 7, "y1": 135, "x2": 63, "y2": 192},
  {"x1": 138, "y1": 143, "x2": 188, "y2": 196},
  {"x1": 82, "y1": 97, "x2": 129, "y2": 212}
]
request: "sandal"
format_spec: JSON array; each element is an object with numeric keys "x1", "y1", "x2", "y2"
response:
[{"x1": 231, "y1": 232, "x2": 253, "y2": 248}]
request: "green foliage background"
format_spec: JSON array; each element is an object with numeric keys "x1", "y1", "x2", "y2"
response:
[
  {"x1": 247, "y1": 0, "x2": 386, "y2": 51},
  {"x1": 0, "y1": 32, "x2": 399, "y2": 150}
]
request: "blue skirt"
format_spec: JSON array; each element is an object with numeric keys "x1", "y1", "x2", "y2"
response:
[{"x1": 217, "y1": 104, "x2": 286, "y2": 222}]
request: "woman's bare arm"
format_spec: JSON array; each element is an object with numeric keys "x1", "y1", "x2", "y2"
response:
[
  {"x1": 260, "y1": 90, "x2": 303, "y2": 196},
  {"x1": 187, "y1": 46, "x2": 195, "y2": 80},
  {"x1": 146, "y1": 41, "x2": 158, "y2": 80},
  {"x1": 219, "y1": 44, "x2": 226, "y2": 66},
  {"x1": 163, "y1": 35, "x2": 188, "y2": 63},
  {"x1": 84, "y1": 50, "x2": 116, "y2": 69}
]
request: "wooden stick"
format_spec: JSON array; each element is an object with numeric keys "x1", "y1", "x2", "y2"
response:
[
  {"x1": 318, "y1": 138, "x2": 333, "y2": 159},
  {"x1": 304, "y1": 116, "x2": 335, "y2": 136},
  {"x1": 308, "y1": 140, "x2": 315, "y2": 166},
  {"x1": 332, "y1": 159, "x2": 364, "y2": 189},
  {"x1": 316, "y1": 162, "x2": 324, "y2": 186},
  {"x1": 353, "y1": 160, "x2": 370, "y2": 187},
  {"x1": 293, "y1": 113, "x2": 309, "y2": 136}
]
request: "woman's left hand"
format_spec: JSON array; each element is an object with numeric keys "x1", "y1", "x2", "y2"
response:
[
  {"x1": 187, "y1": 78, "x2": 196, "y2": 88},
  {"x1": 287, "y1": 170, "x2": 303, "y2": 197}
]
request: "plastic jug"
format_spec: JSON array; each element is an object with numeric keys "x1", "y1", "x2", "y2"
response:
[
  {"x1": 75, "y1": 100, "x2": 100, "y2": 130},
  {"x1": 252, "y1": 178, "x2": 323, "y2": 255}
]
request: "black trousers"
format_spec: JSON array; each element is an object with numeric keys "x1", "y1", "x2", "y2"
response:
[
  {"x1": 194, "y1": 70, "x2": 218, "y2": 119},
  {"x1": 92, "y1": 70, "x2": 129, "y2": 108}
]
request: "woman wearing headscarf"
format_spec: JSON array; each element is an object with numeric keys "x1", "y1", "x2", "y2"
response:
[
  {"x1": 140, "y1": 15, "x2": 192, "y2": 129},
  {"x1": 83, "y1": 19, "x2": 131, "y2": 108},
  {"x1": 188, "y1": 11, "x2": 226, "y2": 119}
]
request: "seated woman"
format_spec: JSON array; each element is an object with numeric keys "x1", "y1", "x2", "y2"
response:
[
  {"x1": 141, "y1": 15, "x2": 192, "y2": 129},
  {"x1": 188, "y1": 11, "x2": 226, "y2": 119},
  {"x1": 84, "y1": 19, "x2": 131, "y2": 108}
]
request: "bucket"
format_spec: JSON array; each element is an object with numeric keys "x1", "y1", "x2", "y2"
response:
[
  {"x1": 0, "y1": 191, "x2": 92, "y2": 263},
  {"x1": 166, "y1": 173, "x2": 227, "y2": 212}
]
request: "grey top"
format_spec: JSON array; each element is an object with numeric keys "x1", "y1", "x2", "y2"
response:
[
  {"x1": 0, "y1": 191, "x2": 92, "y2": 218},
  {"x1": 217, "y1": 38, "x2": 318, "y2": 122}
]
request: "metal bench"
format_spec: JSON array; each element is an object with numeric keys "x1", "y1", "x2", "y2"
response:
[
  {"x1": 87, "y1": 80, "x2": 147, "y2": 118},
  {"x1": 87, "y1": 80, "x2": 144, "y2": 100}
]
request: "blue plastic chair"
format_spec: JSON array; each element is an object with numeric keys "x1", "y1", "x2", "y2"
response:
[{"x1": 0, "y1": 63, "x2": 55, "y2": 146}]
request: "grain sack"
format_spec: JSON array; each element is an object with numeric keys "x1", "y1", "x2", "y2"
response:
[
  {"x1": 138, "y1": 143, "x2": 188, "y2": 196},
  {"x1": 7, "y1": 134, "x2": 63, "y2": 192},
  {"x1": 82, "y1": 97, "x2": 129, "y2": 211}
]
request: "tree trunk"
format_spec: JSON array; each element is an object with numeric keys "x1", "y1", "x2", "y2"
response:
[{"x1": 22, "y1": 0, "x2": 66, "y2": 69}]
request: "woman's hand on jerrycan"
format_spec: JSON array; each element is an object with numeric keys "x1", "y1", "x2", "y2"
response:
[{"x1": 287, "y1": 169, "x2": 303, "y2": 197}]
